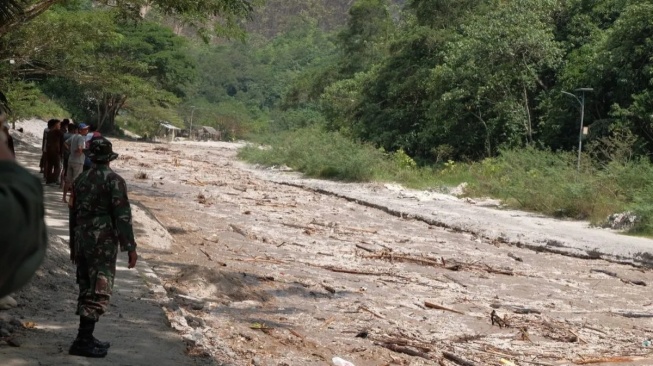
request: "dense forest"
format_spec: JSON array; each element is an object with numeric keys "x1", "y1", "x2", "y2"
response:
[{"x1": 3, "y1": 0, "x2": 650, "y2": 160}]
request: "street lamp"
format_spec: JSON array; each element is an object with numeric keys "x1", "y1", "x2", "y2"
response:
[
  {"x1": 189, "y1": 106, "x2": 196, "y2": 140},
  {"x1": 562, "y1": 88, "x2": 593, "y2": 171}
]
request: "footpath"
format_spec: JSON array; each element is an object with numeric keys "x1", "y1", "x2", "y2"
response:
[{"x1": 0, "y1": 138, "x2": 207, "y2": 365}]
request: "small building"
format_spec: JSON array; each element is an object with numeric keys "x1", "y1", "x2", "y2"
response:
[
  {"x1": 194, "y1": 126, "x2": 221, "y2": 141},
  {"x1": 158, "y1": 122, "x2": 181, "y2": 141}
]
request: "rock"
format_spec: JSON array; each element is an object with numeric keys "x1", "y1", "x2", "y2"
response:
[
  {"x1": 9, "y1": 319, "x2": 22, "y2": 328},
  {"x1": 252, "y1": 357, "x2": 262, "y2": 366},
  {"x1": 191, "y1": 302, "x2": 205, "y2": 311},
  {"x1": 605, "y1": 211, "x2": 639, "y2": 231},
  {"x1": 0, "y1": 328, "x2": 11, "y2": 337},
  {"x1": 0, "y1": 296, "x2": 18, "y2": 310},
  {"x1": 450, "y1": 182, "x2": 468, "y2": 196}
]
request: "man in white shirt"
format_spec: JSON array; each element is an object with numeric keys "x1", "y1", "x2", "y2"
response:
[{"x1": 63, "y1": 123, "x2": 88, "y2": 202}]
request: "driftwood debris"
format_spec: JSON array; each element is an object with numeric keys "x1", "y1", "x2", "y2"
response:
[
  {"x1": 490, "y1": 310, "x2": 508, "y2": 328},
  {"x1": 282, "y1": 222, "x2": 315, "y2": 232},
  {"x1": 507, "y1": 253, "x2": 523, "y2": 262},
  {"x1": 425, "y1": 301, "x2": 465, "y2": 315},
  {"x1": 322, "y1": 284, "x2": 336, "y2": 294},
  {"x1": 443, "y1": 274, "x2": 468, "y2": 288},
  {"x1": 199, "y1": 248, "x2": 213, "y2": 261},
  {"x1": 359, "y1": 305, "x2": 386, "y2": 319},
  {"x1": 490, "y1": 303, "x2": 541, "y2": 314},
  {"x1": 364, "y1": 252, "x2": 442, "y2": 267},
  {"x1": 590, "y1": 268, "x2": 647, "y2": 286},
  {"x1": 342, "y1": 226, "x2": 379, "y2": 234},
  {"x1": 573, "y1": 356, "x2": 652, "y2": 364},
  {"x1": 229, "y1": 224, "x2": 249, "y2": 238},
  {"x1": 355, "y1": 244, "x2": 375, "y2": 253},
  {"x1": 289, "y1": 329, "x2": 305, "y2": 340},
  {"x1": 371, "y1": 336, "x2": 432, "y2": 353},
  {"x1": 442, "y1": 351, "x2": 478, "y2": 366},
  {"x1": 613, "y1": 311, "x2": 653, "y2": 318},
  {"x1": 376, "y1": 342, "x2": 432, "y2": 360},
  {"x1": 320, "y1": 265, "x2": 399, "y2": 278}
]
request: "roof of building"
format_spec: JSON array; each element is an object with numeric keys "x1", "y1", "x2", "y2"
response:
[
  {"x1": 160, "y1": 122, "x2": 181, "y2": 130},
  {"x1": 199, "y1": 126, "x2": 219, "y2": 134}
]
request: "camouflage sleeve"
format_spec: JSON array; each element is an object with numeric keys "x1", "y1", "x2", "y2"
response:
[
  {"x1": 109, "y1": 174, "x2": 137, "y2": 252},
  {"x1": 0, "y1": 161, "x2": 47, "y2": 298}
]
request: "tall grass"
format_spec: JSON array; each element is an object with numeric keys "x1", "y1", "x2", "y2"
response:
[
  {"x1": 239, "y1": 126, "x2": 387, "y2": 181},
  {"x1": 240, "y1": 127, "x2": 653, "y2": 233}
]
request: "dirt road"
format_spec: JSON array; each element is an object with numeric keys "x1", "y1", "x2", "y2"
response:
[
  {"x1": 102, "y1": 138, "x2": 653, "y2": 366},
  {"x1": 0, "y1": 138, "x2": 210, "y2": 366}
]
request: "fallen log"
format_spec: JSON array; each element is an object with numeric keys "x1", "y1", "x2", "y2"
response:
[
  {"x1": 376, "y1": 342, "x2": 432, "y2": 360},
  {"x1": 364, "y1": 253, "x2": 442, "y2": 267},
  {"x1": 442, "y1": 351, "x2": 478, "y2": 366},
  {"x1": 613, "y1": 311, "x2": 653, "y2": 318},
  {"x1": 573, "y1": 356, "x2": 653, "y2": 364},
  {"x1": 321, "y1": 266, "x2": 395, "y2": 277},
  {"x1": 371, "y1": 336, "x2": 432, "y2": 353}
]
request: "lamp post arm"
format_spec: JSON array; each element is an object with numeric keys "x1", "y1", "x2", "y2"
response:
[{"x1": 561, "y1": 91, "x2": 582, "y2": 107}]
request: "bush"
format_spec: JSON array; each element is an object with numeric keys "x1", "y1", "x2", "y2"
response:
[
  {"x1": 239, "y1": 126, "x2": 387, "y2": 181},
  {"x1": 241, "y1": 128, "x2": 653, "y2": 234},
  {"x1": 460, "y1": 147, "x2": 653, "y2": 232}
]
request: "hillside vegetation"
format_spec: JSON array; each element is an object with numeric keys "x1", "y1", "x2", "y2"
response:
[{"x1": 3, "y1": 0, "x2": 653, "y2": 231}]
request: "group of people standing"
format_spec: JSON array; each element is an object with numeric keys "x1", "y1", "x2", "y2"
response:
[
  {"x1": 38, "y1": 118, "x2": 103, "y2": 202},
  {"x1": 0, "y1": 112, "x2": 142, "y2": 358}
]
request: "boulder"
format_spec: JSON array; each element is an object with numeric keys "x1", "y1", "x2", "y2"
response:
[{"x1": 0, "y1": 296, "x2": 17, "y2": 310}]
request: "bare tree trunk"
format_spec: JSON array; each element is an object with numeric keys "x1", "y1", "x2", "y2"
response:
[
  {"x1": 523, "y1": 84, "x2": 533, "y2": 144},
  {"x1": 472, "y1": 109, "x2": 491, "y2": 157}
]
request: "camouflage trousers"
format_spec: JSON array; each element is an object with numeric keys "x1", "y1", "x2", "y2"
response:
[{"x1": 75, "y1": 238, "x2": 117, "y2": 322}]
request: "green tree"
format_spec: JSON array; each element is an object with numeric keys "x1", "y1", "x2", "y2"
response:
[{"x1": 338, "y1": 0, "x2": 394, "y2": 75}]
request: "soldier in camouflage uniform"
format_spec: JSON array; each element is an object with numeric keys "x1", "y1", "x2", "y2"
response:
[{"x1": 68, "y1": 138, "x2": 138, "y2": 358}]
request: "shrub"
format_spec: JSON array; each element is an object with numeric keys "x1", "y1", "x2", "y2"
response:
[{"x1": 239, "y1": 126, "x2": 386, "y2": 181}]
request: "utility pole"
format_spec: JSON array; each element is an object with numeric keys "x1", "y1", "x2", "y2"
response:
[{"x1": 562, "y1": 88, "x2": 593, "y2": 171}]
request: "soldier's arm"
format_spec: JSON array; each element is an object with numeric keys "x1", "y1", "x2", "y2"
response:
[
  {"x1": 0, "y1": 159, "x2": 48, "y2": 298},
  {"x1": 109, "y1": 175, "x2": 137, "y2": 252}
]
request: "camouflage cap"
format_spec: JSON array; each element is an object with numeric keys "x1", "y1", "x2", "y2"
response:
[{"x1": 88, "y1": 137, "x2": 119, "y2": 163}]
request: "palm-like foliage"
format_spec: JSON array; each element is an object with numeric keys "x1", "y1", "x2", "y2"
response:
[{"x1": 0, "y1": 0, "x2": 25, "y2": 24}]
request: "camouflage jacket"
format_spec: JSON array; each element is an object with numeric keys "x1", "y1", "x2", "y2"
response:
[{"x1": 72, "y1": 164, "x2": 137, "y2": 253}]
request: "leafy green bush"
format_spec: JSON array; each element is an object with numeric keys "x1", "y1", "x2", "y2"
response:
[
  {"x1": 239, "y1": 126, "x2": 387, "y2": 181},
  {"x1": 4, "y1": 82, "x2": 70, "y2": 120},
  {"x1": 458, "y1": 147, "x2": 653, "y2": 233},
  {"x1": 241, "y1": 127, "x2": 653, "y2": 234}
]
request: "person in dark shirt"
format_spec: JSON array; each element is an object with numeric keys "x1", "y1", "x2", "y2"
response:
[
  {"x1": 45, "y1": 119, "x2": 64, "y2": 185},
  {"x1": 2, "y1": 125, "x2": 14, "y2": 157},
  {"x1": 0, "y1": 110, "x2": 48, "y2": 298}
]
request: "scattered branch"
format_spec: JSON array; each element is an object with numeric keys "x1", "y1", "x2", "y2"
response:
[
  {"x1": 425, "y1": 301, "x2": 465, "y2": 315},
  {"x1": 359, "y1": 306, "x2": 386, "y2": 319},
  {"x1": 442, "y1": 351, "x2": 478, "y2": 366},
  {"x1": 376, "y1": 342, "x2": 432, "y2": 360}
]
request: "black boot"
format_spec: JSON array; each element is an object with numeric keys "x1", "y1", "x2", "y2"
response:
[{"x1": 69, "y1": 317, "x2": 108, "y2": 358}]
